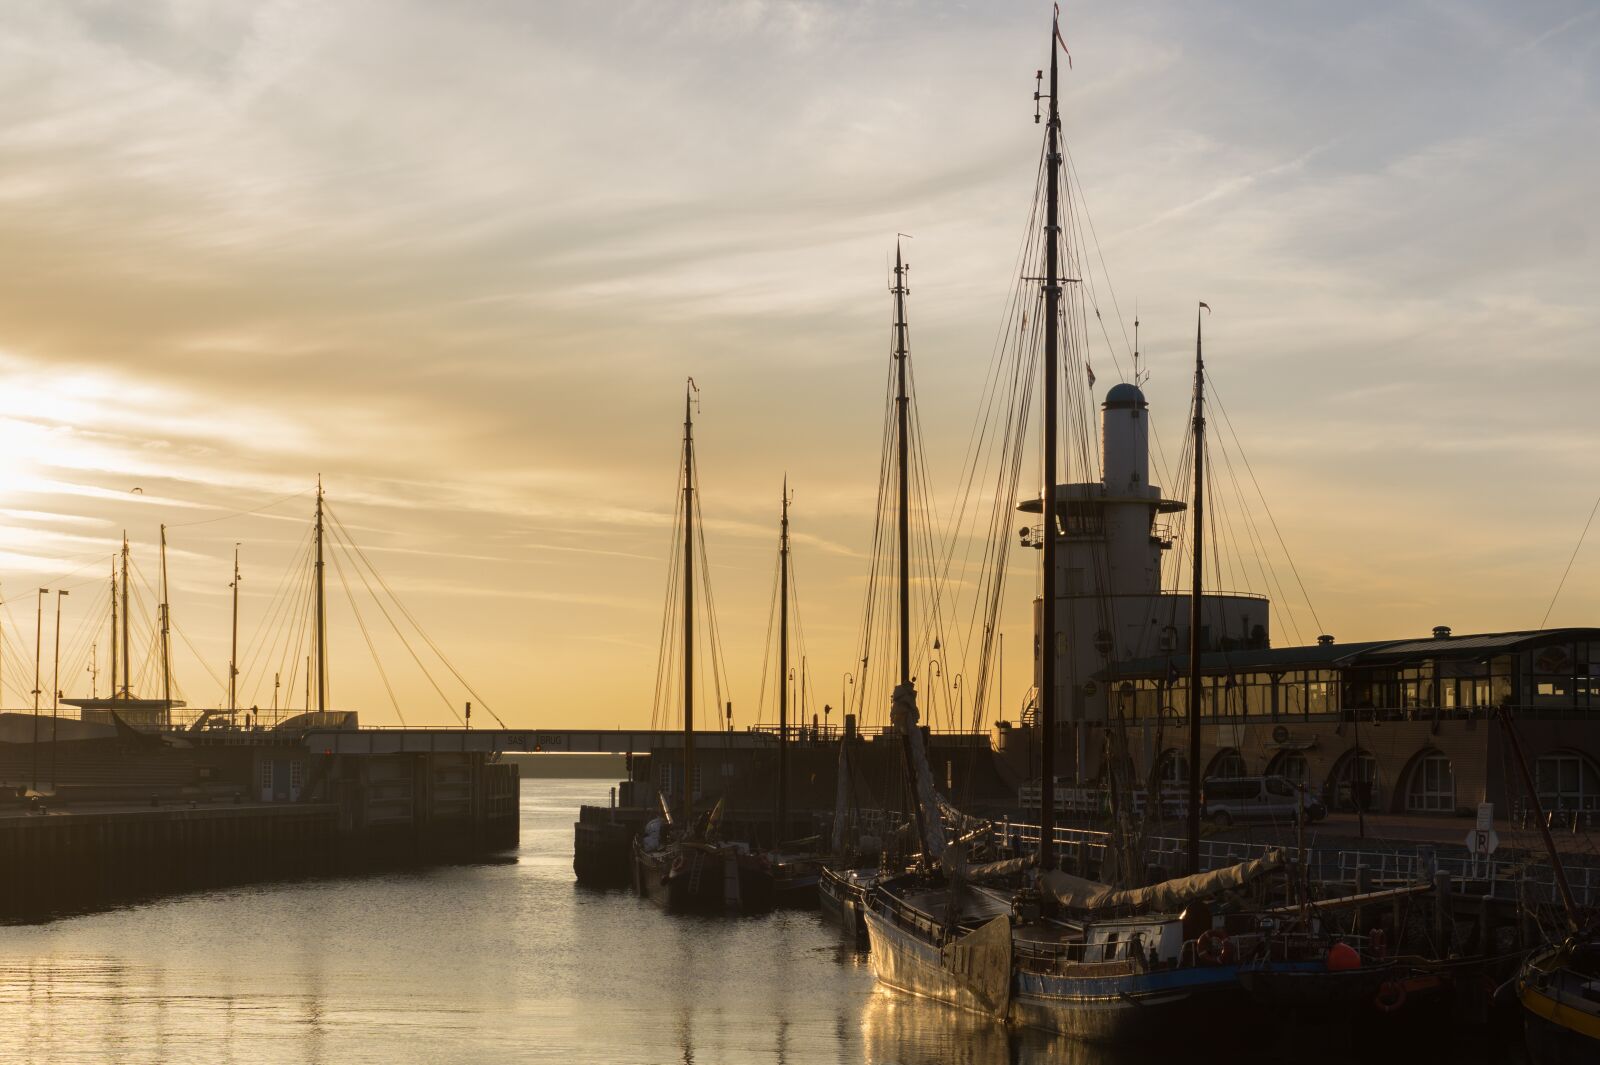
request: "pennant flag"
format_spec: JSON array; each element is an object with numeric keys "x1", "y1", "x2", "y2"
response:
[
  {"x1": 1053, "y1": 4, "x2": 1073, "y2": 69},
  {"x1": 1086, "y1": 364, "x2": 1096, "y2": 388},
  {"x1": 1199, "y1": 301, "x2": 1211, "y2": 313}
]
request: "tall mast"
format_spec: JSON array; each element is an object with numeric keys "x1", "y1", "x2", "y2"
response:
[
  {"x1": 1186, "y1": 304, "x2": 1208, "y2": 875},
  {"x1": 778, "y1": 478, "x2": 790, "y2": 840},
  {"x1": 229, "y1": 544, "x2": 241, "y2": 720},
  {"x1": 1037, "y1": 18, "x2": 1063, "y2": 872},
  {"x1": 681, "y1": 382, "x2": 697, "y2": 833},
  {"x1": 314, "y1": 477, "x2": 326, "y2": 713},
  {"x1": 120, "y1": 533, "x2": 130, "y2": 697},
  {"x1": 108, "y1": 561, "x2": 117, "y2": 700},
  {"x1": 160, "y1": 525, "x2": 171, "y2": 722},
  {"x1": 31, "y1": 587, "x2": 43, "y2": 791},
  {"x1": 893, "y1": 243, "x2": 912, "y2": 686}
]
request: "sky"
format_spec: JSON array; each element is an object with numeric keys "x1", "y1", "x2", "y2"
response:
[{"x1": 0, "y1": 0, "x2": 1595, "y2": 730}]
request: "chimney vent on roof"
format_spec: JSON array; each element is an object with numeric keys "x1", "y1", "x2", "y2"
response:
[
  {"x1": 1432, "y1": 625, "x2": 1452, "y2": 640},
  {"x1": 1317, "y1": 634, "x2": 1335, "y2": 646}
]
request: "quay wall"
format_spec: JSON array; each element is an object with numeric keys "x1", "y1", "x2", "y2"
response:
[{"x1": 0, "y1": 745, "x2": 520, "y2": 921}]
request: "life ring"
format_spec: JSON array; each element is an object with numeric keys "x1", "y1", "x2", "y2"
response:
[
  {"x1": 1373, "y1": 980, "x2": 1407, "y2": 1014},
  {"x1": 1196, "y1": 929, "x2": 1230, "y2": 965}
]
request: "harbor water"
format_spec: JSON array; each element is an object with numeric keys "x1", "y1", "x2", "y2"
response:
[{"x1": 0, "y1": 778, "x2": 1527, "y2": 1064}]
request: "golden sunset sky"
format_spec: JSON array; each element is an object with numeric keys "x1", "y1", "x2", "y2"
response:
[{"x1": 0, "y1": 2, "x2": 1596, "y2": 730}]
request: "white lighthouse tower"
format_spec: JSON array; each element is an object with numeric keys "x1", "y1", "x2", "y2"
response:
[{"x1": 1022, "y1": 382, "x2": 1270, "y2": 779}]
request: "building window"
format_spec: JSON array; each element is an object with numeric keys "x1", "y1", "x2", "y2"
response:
[
  {"x1": 260, "y1": 760, "x2": 273, "y2": 792},
  {"x1": 1536, "y1": 752, "x2": 1600, "y2": 812},
  {"x1": 1157, "y1": 750, "x2": 1188, "y2": 786},
  {"x1": 1406, "y1": 753, "x2": 1455, "y2": 813}
]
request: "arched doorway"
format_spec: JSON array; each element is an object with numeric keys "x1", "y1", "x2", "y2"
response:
[
  {"x1": 1402, "y1": 749, "x2": 1455, "y2": 813},
  {"x1": 1155, "y1": 749, "x2": 1189, "y2": 793},
  {"x1": 1267, "y1": 749, "x2": 1309, "y2": 789},
  {"x1": 1536, "y1": 750, "x2": 1600, "y2": 814},
  {"x1": 1207, "y1": 748, "x2": 1246, "y2": 779},
  {"x1": 1328, "y1": 749, "x2": 1381, "y2": 813}
]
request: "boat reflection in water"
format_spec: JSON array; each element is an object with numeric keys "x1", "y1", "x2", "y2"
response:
[{"x1": 860, "y1": 990, "x2": 1137, "y2": 1065}]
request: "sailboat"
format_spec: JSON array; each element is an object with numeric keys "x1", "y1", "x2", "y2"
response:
[
  {"x1": 759, "y1": 479, "x2": 829, "y2": 908},
  {"x1": 631, "y1": 381, "x2": 775, "y2": 913},
  {"x1": 819, "y1": 239, "x2": 925, "y2": 935},
  {"x1": 862, "y1": 15, "x2": 1333, "y2": 1042}
]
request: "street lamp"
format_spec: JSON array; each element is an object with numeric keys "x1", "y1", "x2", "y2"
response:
[
  {"x1": 952, "y1": 673, "x2": 964, "y2": 729},
  {"x1": 842, "y1": 672, "x2": 854, "y2": 718}
]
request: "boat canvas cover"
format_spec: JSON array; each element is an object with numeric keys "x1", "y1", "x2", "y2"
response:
[
  {"x1": 1041, "y1": 849, "x2": 1284, "y2": 914},
  {"x1": 939, "y1": 914, "x2": 1013, "y2": 1017}
]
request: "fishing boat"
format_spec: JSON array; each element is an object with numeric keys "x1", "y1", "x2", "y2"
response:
[{"x1": 631, "y1": 381, "x2": 775, "y2": 914}]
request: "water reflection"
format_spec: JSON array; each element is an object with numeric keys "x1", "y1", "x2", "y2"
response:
[{"x1": 860, "y1": 990, "x2": 1142, "y2": 1065}]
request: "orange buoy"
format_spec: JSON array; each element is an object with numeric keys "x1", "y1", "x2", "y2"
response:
[{"x1": 1327, "y1": 942, "x2": 1361, "y2": 971}]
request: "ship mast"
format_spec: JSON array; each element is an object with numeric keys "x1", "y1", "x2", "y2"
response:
[
  {"x1": 314, "y1": 477, "x2": 326, "y2": 713},
  {"x1": 229, "y1": 544, "x2": 241, "y2": 722},
  {"x1": 160, "y1": 525, "x2": 171, "y2": 723},
  {"x1": 894, "y1": 242, "x2": 911, "y2": 689},
  {"x1": 119, "y1": 533, "x2": 130, "y2": 698},
  {"x1": 681, "y1": 381, "x2": 697, "y2": 834},
  {"x1": 891, "y1": 239, "x2": 935, "y2": 863},
  {"x1": 1186, "y1": 304, "x2": 1208, "y2": 875},
  {"x1": 108, "y1": 559, "x2": 117, "y2": 702},
  {"x1": 1037, "y1": 17, "x2": 1063, "y2": 872},
  {"x1": 778, "y1": 477, "x2": 790, "y2": 841}
]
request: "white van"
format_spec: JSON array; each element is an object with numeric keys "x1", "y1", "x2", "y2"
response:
[{"x1": 1202, "y1": 775, "x2": 1326, "y2": 827}]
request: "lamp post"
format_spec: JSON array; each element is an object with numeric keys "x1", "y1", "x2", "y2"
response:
[
  {"x1": 51, "y1": 589, "x2": 68, "y2": 791},
  {"x1": 952, "y1": 673, "x2": 964, "y2": 730},
  {"x1": 927, "y1": 659, "x2": 941, "y2": 723}
]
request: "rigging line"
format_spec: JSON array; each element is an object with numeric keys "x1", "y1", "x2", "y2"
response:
[
  {"x1": 163, "y1": 486, "x2": 317, "y2": 529},
  {"x1": 22, "y1": 550, "x2": 118, "y2": 595},
  {"x1": 650, "y1": 462, "x2": 687, "y2": 732},
  {"x1": 325, "y1": 522, "x2": 452, "y2": 724},
  {"x1": 232, "y1": 520, "x2": 316, "y2": 696},
  {"x1": 756, "y1": 548, "x2": 780, "y2": 725},
  {"x1": 170, "y1": 612, "x2": 228, "y2": 700},
  {"x1": 1207, "y1": 379, "x2": 1325, "y2": 635},
  {"x1": 322, "y1": 515, "x2": 461, "y2": 725},
  {"x1": 325, "y1": 504, "x2": 503, "y2": 727},
  {"x1": 1538, "y1": 490, "x2": 1600, "y2": 630},
  {"x1": 326, "y1": 544, "x2": 407, "y2": 724},
  {"x1": 252, "y1": 536, "x2": 317, "y2": 704},
  {"x1": 1214, "y1": 426, "x2": 1305, "y2": 648},
  {"x1": 245, "y1": 535, "x2": 316, "y2": 706}
]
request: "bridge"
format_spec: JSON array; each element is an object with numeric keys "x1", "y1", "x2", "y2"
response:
[{"x1": 300, "y1": 727, "x2": 789, "y2": 756}]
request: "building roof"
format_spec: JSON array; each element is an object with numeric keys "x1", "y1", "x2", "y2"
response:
[{"x1": 1100, "y1": 627, "x2": 1600, "y2": 681}]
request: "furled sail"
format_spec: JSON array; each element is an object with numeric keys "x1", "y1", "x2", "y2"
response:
[{"x1": 1041, "y1": 849, "x2": 1285, "y2": 914}]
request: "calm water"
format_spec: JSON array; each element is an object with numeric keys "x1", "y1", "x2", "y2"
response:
[{"x1": 0, "y1": 779, "x2": 1517, "y2": 1064}]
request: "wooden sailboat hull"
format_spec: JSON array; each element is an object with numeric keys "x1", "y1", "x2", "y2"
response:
[
  {"x1": 1010, "y1": 964, "x2": 1250, "y2": 1042},
  {"x1": 632, "y1": 839, "x2": 774, "y2": 913},
  {"x1": 820, "y1": 866, "x2": 873, "y2": 941},
  {"x1": 1518, "y1": 945, "x2": 1600, "y2": 1065},
  {"x1": 865, "y1": 906, "x2": 1010, "y2": 1020}
]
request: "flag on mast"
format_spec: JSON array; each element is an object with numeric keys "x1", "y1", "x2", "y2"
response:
[{"x1": 1053, "y1": 4, "x2": 1073, "y2": 69}]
